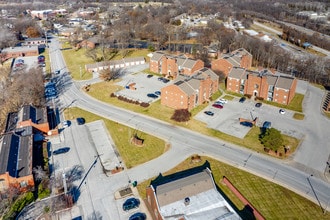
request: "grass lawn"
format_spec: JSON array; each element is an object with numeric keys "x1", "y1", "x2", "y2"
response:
[
  {"x1": 63, "y1": 107, "x2": 166, "y2": 168},
  {"x1": 60, "y1": 41, "x2": 151, "y2": 80},
  {"x1": 137, "y1": 156, "x2": 330, "y2": 219}
]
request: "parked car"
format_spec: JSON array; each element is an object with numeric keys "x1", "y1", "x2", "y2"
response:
[
  {"x1": 62, "y1": 120, "x2": 71, "y2": 128},
  {"x1": 129, "y1": 212, "x2": 146, "y2": 220},
  {"x1": 212, "y1": 104, "x2": 223, "y2": 109},
  {"x1": 240, "y1": 121, "x2": 253, "y2": 127},
  {"x1": 158, "y1": 77, "x2": 164, "y2": 81},
  {"x1": 279, "y1": 109, "x2": 286, "y2": 114},
  {"x1": 218, "y1": 98, "x2": 228, "y2": 104},
  {"x1": 255, "y1": 102, "x2": 262, "y2": 108},
  {"x1": 204, "y1": 111, "x2": 214, "y2": 116},
  {"x1": 147, "y1": 93, "x2": 158, "y2": 98},
  {"x1": 239, "y1": 97, "x2": 246, "y2": 103},
  {"x1": 53, "y1": 147, "x2": 70, "y2": 155},
  {"x1": 155, "y1": 91, "x2": 161, "y2": 96},
  {"x1": 263, "y1": 121, "x2": 272, "y2": 129},
  {"x1": 162, "y1": 78, "x2": 170, "y2": 83},
  {"x1": 55, "y1": 70, "x2": 60, "y2": 74},
  {"x1": 147, "y1": 74, "x2": 153, "y2": 78},
  {"x1": 76, "y1": 117, "x2": 85, "y2": 125},
  {"x1": 122, "y1": 198, "x2": 140, "y2": 211}
]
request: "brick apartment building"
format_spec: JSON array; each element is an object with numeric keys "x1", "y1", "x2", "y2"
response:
[
  {"x1": 145, "y1": 167, "x2": 241, "y2": 220},
  {"x1": 227, "y1": 67, "x2": 297, "y2": 105},
  {"x1": 161, "y1": 67, "x2": 219, "y2": 110},
  {"x1": 0, "y1": 105, "x2": 49, "y2": 193},
  {"x1": 150, "y1": 51, "x2": 204, "y2": 79},
  {"x1": 211, "y1": 48, "x2": 252, "y2": 77}
]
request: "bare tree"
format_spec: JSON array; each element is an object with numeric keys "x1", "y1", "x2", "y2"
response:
[{"x1": 99, "y1": 68, "x2": 125, "y2": 81}]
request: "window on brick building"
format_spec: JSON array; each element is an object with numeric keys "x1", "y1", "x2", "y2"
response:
[{"x1": 254, "y1": 84, "x2": 259, "y2": 89}]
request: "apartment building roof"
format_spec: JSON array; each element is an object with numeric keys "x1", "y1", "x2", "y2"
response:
[
  {"x1": 150, "y1": 51, "x2": 166, "y2": 62},
  {"x1": 228, "y1": 67, "x2": 246, "y2": 79},
  {"x1": 154, "y1": 168, "x2": 241, "y2": 220},
  {"x1": 276, "y1": 75, "x2": 295, "y2": 90},
  {"x1": 195, "y1": 67, "x2": 219, "y2": 81},
  {"x1": 177, "y1": 57, "x2": 198, "y2": 70},
  {"x1": 174, "y1": 80, "x2": 196, "y2": 95},
  {"x1": 266, "y1": 74, "x2": 278, "y2": 85},
  {"x1": 2, "y1": 45, "x2": 38, "y2": 53},
  {"x1": 0, "y1": 133, "x2": 32, "y2": 178}
]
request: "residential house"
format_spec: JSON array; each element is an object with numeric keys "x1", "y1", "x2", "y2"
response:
[
  {"x1": 0, "y1": 105, "x2": 49, "y2": 192},
  {"x1": 76, "y1": 36, "x2": 100, "y2": 49},
  {"x1": 161, "y1": 67, "x2": 219, "y2": 110},
  {"x1": 85, "y1": 57, "x2": 146, "y2": 73},
  {"x1": 211, "y1": 48, "x2": 252, "y2": 77},
  {"x1": 149, "y1": 51, "x2": 204, "y2": 79},
  {"x1": 227, "y1": 67, "x2": 297, "y2": 105},
  {"x1": 145, "y1": 166, "x2": 241, "y2": 220}
]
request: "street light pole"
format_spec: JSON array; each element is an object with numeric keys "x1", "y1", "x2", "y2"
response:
[{"x1": 307, "y1": 174, "x2": 325, "y2": 213}]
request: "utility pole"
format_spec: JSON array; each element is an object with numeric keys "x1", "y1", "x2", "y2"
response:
[{"x1": 80, "y1": 66, "x2": 82, "y2": 79}]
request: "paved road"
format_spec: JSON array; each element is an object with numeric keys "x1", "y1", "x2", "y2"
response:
[
  {"x1": 253, "y1": 20, "x2": 330, "y2": 57},
  {"x1": 47, "y1": 36, "x2": 330, "y2": 218}
]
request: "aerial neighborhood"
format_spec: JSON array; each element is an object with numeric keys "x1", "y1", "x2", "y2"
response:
[{"x1": 0, "y1": 1, "x2": 330, "y2": 220}]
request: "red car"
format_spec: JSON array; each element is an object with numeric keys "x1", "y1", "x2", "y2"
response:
[{"x1": 212, "y1": 103, "x2": 223, "y2": 109}]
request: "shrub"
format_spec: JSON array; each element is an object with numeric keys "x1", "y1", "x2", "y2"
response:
[
  {"x1": 140, "y1": 102, "x2": 150, "y2": 107},
  {"x1": 171, "y1": 109, "x2": 191, "y2": 122}
]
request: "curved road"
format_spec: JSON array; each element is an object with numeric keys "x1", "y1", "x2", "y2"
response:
[{"x1": 48, "y1": 36, "x2": 330, "y2": 217}]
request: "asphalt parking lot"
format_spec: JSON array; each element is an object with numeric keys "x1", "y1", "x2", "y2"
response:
[
  {"x1": 12, "y1": 56, "x2": 44, "y2": 72},
  {"x1": 195, "y1": 96, "x2": 304, "y2": 139},
  {"x1": 115, "y1": 72, "x2": 172, "y2": 103}
]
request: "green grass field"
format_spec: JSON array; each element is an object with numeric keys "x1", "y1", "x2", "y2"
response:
[
  {"x1": 64, "y1": 107, "x2": 166, "y2": 168},
  {"x1": 137, "y1": 156, "x2": 330, "y2": 220}
]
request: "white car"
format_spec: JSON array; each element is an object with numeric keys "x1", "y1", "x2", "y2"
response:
[
  {"x1": 279, "y1": 109, "x2": 286, "y2": 114},
  {"x1": 62, "y1": 120, "x2": 70, "y2": 128},
  {"x1": 217, "y1": 98, "x2": 228, "y2": 104}
]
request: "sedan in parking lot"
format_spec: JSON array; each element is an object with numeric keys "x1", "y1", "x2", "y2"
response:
[
  {"x1": 76, "y1": 117, "x2": 85, "y2": 125},
  {"x1": 53, "y1": 147, "x2": 70, "y2": 155},
  {"x1": 155, "y1": 91, "x2": 161, "y2": 95},
  {"x1": 217, "y1": 98, "x2": 228, "y2": 104},
  {"x1": 204, "y1": 111, "x2": 214, "y2": 116},
  {"x1": 129, "y1": 212, "x2": 146, "y2": 220},
  {"x1": 239, "y1": 97, "x2": 246, "y2": 103},
  {"x1": 279, "y1": 109, "x2": 286, "y2": 114},
  {"x1": 122, "y1": 197, "x2": 140, "y2": 211},
  {"x1": 212, "y1": 103, "x2": 223, "y2": 109},
  {"x1": 255, "y1": 102, "x2": 262, "y2": 108},
  {"x1": 147, "y1": 93, "x2": 158, "y2": 98}
]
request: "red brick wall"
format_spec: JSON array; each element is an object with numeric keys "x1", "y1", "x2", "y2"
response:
[
  {"x1": 211, "y1": 59, "x2": 233, "y2": 77},
  {"x1": 226, "y1": 77, "x2": 240, "y2": 93},
  {"x1": 222, "y1": 176, "x2": 265, "y2": 220},
  {"x1": 146, "y1": 186, "x2": 163, "y2": 220},
  {"x1": 240, "y1": 54, "x2": 252, "y2": 69},
  {"x1": 164, "y1": 57, "x2": 179, "y2": 78},
  {"x1": 189, "y1": 60, "x2": 205, "y2": 76},
  {"x1": 161, "y1": 85, "x2": 190, "y2": 110},
  {"x1": 150, "y1": 60, "x2": 160, "y2": 73}
]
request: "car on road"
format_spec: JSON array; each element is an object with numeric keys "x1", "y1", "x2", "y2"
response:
[
  {"x1": 255, "y1": 102, "x2": 262, "y2": 108},
  {"x1": 76, "y1": 117, "x2": 85, "y2": 125},
  {"x1": 122, "y1": 198, "x2": 140, "y2": 211},
  {"x1": 204, "y1": 111, "x2": 214, "y2": 116},
  {"x1": 239, "y1": 97, "x2": 246, "y2": 103},
  {"x1": 240, "y1": 121, "x2": 253, "y2": 127},
  {"x1": 147, "y1": 93, "x2": 158, "y2": 98},
  {"x1": 155, "y1": 91, "x2": 161, "y2": 96},
  {"x1": 53, "y1": 147, "x2": 70, "y2": 155},
  {"x1": 279, "y1": 109, "x2": 286, "y2": 114},
  {"x1": 212, "y1": 104, "x2": 223, "y2": 109},
  {"x1": 263, "y1": 121, "x2": 272, "y2": 129},
  {"x1": 129, "y1": 212, "x2": 146, "y2": 220}
]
